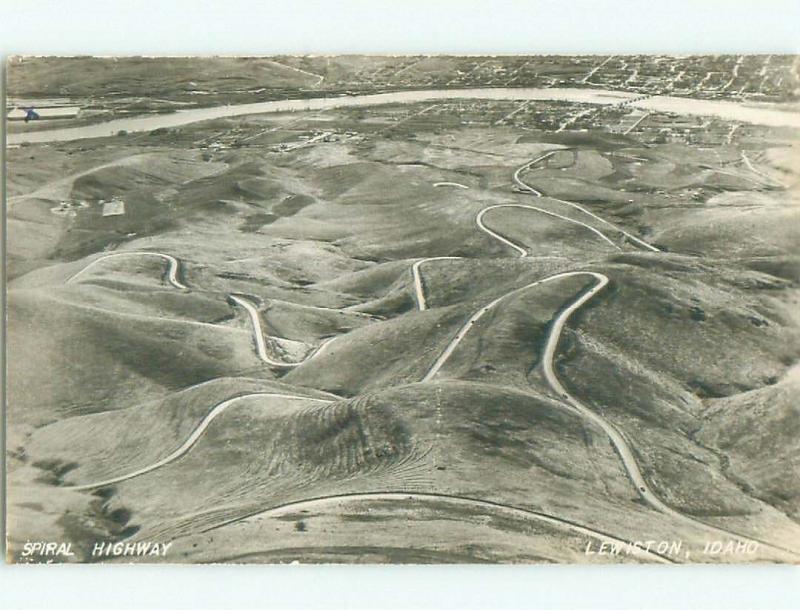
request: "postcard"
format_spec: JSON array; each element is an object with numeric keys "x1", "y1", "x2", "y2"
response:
[{"x1": 5, "y1": 55, "x2": 799, "y2": 564}]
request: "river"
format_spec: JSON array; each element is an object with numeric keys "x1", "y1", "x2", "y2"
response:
[{"x1": 7, "y1": 87, "x2": 799, "y2": 145}]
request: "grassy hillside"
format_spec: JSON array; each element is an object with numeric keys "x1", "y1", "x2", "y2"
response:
[
  {"x1": 21, "y1": 380, "x2": 678, "y2": 561},
  {"x1": 8, "y1": 57, "x2": 319, "y2": 99},
  {"x1": 7, "y1": 282, "x2": 259, "y2": 426},
  {"x1": 697, "y1": 365, "x2": 800, "y2": 520}
]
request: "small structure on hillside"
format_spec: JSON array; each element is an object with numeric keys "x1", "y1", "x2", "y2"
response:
[{"x1": 102, "y1": 199, "x2": 126, "y2": 217}]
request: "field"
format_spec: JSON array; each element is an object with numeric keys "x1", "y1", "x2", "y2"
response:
[{"x1": 5, "y1": 57, "x2": 800, "y2": 564}]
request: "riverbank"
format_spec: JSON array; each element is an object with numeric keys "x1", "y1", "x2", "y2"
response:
[{"x1": 9, "y1": 87, "x2": 799, "y2": 145}]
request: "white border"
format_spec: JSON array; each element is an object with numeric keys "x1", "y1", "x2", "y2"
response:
[
  {"x1": 2, "y1": 1, "x2": 800, "y2": 608},
  {"x1": 2, "y1": 0, "x2": 800, "y2": 54}
]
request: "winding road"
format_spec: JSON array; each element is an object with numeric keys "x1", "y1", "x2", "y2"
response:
[
  {"x1": 433, "y1": 182, "x2": 470, "y2": 189},
  {"x1": 53, "y1": 140, "x2": 799, "y2": 560},
  {"x1": 416, "y1": 184, "x2": 798, "y2": 559},
  {"x1": 411, "y1": 256, "x2": 462, "y2": 310},
  {"x1": 513, "y1": 151, "x2": 661, "y2": 253},
  {"x1": 65, "y1": 252, "x2": 334, "y2": 368},
  {"x1": 59, "y1": 233, "x2": 677, "y2": 559},
  {"x1": 420, "y1": 270, "x2": 607, "y2": 383},
  {"x1": 477, "y1": 204, "x2": 621, "y2": 252},
  {"x1": 65, "y1": 392, "x2": 333, "y2": 491},
  {"x1": 740, "y1": 151, "x2": 786, "y2": 188},
  {"x1": 203, "y1": 491, "x2": 674, "y2": 564},
  {"x1": 61, "y1": 248, "x2": 680, "y2": 559},
  {"x1": 66, "y1": 251, "x2": 188, "y2": 289},
  {"x1": 229, "y1": 294, "x2": 336, "y2": 367},
  {"x1": 229, "y1": 295, "x2": 302, "y2": 367}
]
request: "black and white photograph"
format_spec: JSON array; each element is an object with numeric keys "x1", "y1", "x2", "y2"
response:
[{"x1": 5, "y1": 52, "x2": 800, "y2": 567}]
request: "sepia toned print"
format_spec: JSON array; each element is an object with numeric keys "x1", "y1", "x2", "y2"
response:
[{"x1": 4, "y1": 55, "x2": 800, "y2": 564}]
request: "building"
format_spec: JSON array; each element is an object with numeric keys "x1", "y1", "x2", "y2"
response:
[{"x1": 102, "y1": 200, "x2": 126, "y2": 217}]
